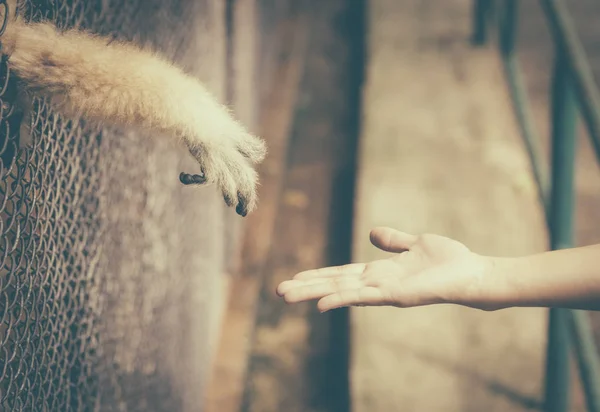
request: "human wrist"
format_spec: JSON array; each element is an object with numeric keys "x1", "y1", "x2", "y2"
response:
[{"x1": 456, "y1": 254, "x2": 520, "y2": 311}]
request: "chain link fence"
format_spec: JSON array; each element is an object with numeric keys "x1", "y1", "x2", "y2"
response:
[{"x1": 0, "y1": 0, "x2": 251, "y2": 410}]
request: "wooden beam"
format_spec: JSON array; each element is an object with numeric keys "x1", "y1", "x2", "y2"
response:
[{"x1": 204, "y1": 3, "x2": 310, "y2": 411}]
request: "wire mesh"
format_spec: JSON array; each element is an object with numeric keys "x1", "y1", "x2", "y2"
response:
[{"x1": 0, "y1": 0, "x2": 234, "y2": 410}]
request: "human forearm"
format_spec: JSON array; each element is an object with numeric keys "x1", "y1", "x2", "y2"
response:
[
  {"x1": 277, "y1": 228, "x2": 600, "y2": 313},
  {"x1": 479, "y1": 245, "x2": 600, "y2": 311}
]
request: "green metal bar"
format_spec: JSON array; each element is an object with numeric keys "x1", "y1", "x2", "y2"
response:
[
  {"x1": 498, "y1": 0, "x2": 516, "y2": 57},
  {"x1": 471, "y1": 0, "x2": 493, "y2": 46},
  {"x1": 497, "y1": 0, "x2": 550, "y2": 210},
  {"x1": 540, "y1": 2, "x2": 600, "y2": 411},
  {"x1": 471, "y1": 1, "x2": 600, "y2": 411},
  {"x1": 503, "y1": 58, "x2": 550, "y2": 212},
  {"x1": 543, "y1": 53, "x2": 577, "y2": 412},
  {"x1": 568, "y1": 310, "x2": 600, "y2": 412},
  {"x1": 548, "y1": 55, "x2": 577, "y2": 253},
  {"x1": 540, "y1": 0, "x2": 600, "y2": 163},
  {"x1": 545, "y1": 309, "x2": 572, "y2": 412}
]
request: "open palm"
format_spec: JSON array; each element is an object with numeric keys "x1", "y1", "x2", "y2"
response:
[{"x1": 276, "y1": 227, "x2": 492, "y2": 312}]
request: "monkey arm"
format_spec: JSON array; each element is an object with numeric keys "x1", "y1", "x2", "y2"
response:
[{"x1": 1, "y1": 19, "x2": 266, "y2": 216}]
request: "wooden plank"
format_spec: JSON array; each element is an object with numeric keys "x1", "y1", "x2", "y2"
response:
[
  {"x1": 242, "y1": 1, "x2": 364, "y2": 410},
  {"x1": 242, "y1": 164, "x2": 339, "y2": 412},
  {"x1": 240, "y1": 5, "x2": 310, "y2": 272},
  {"x1": 222, "y1": 0, "x2": 260, "y2": 280},
  {"x1": 203, "y1": 3, "x2": 310, "y2": 411}
]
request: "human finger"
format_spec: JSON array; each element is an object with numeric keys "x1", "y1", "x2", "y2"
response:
[
  {"x1": 277, "y1": 276, "x2": 352, "y2": 296},
  {"x1": 280, "y1": 277, "x2": 363, "y2": 303},
  {"x1": 293, "y1": 263, "x2": 366, "y2": 280},
  {"x1": 317, "y1": 287, "x2": 385, "y2": 312},
  {"x1": 370, "y1": 227, "x2": 417, "y2": 253}
]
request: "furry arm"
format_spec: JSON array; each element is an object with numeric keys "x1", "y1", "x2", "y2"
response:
[{"x1": 0, "y1": 14, "x2": 266, "y2": 216}]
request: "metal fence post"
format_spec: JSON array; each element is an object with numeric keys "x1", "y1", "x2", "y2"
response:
[
  {"x1": 472, "y1": 1, "x2": 600, "y2": 410},
  {"x1": 569, "y1": 310, "x2": 600, "y2": 412},
  {"x1": 499, "y1": 0, "x2": 517, "y2": 57},
  {"x1": 543, "y1": 52, "x2": 577, "y2": 412},
  {"x1": 472, "y1": 0, "x2": 493, "y2": 46}
]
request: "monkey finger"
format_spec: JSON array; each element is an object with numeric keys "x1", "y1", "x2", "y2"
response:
[
  {"x1": 179, "y1": 172, "x2": 206, "y2": 185},
  {"x1": 223, "y1": 192, "x2": 235, "y2": 208},
  {"x1": 236, "y1": 134, "x2": 267, "y2": 164},
  {"x1": 235, "y1": 192, "x2": 248, "y2": 217},
  {"x1": 233, "y1": 167, "x2": 259, "y2": 217}
]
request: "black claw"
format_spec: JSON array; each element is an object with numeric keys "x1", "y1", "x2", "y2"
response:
[
  {"x1": 223, "y1": 193, "x2": 235, "y2": 207},
  {"x1": 236, "y1": 194, "x2": 248, "y2": 217},
  {"x1": 236, "y1": 192, "x2": 249, "y2": 217},
  {"x1": 179, "y1": 172, "x2": 206, "y2": 185}
]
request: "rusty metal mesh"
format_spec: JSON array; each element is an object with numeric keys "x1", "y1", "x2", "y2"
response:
[{"x1": 0, "y1": 1, "x2": 234, "y2": 410}]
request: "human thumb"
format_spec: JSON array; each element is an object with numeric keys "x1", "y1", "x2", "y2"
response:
[{"x1": 369, "y1": 227, "x2": 417, "y2": 253}]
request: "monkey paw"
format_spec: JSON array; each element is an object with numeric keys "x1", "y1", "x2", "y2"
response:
[{"x1": 184, "y1": 132, "x2": 266, "y2": 217}]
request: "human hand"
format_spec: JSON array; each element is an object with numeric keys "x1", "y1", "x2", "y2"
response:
[{"x1": 276, "y1": 227, "x2": 500, "y2": 312}]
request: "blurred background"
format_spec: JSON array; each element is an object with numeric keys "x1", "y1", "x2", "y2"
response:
[
  {"x1": 210, "y1": 1, "x2": 600, "y2": 411},
  {"x1": 2, "y1": 0, "x2": 600, "y2": 411}
]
